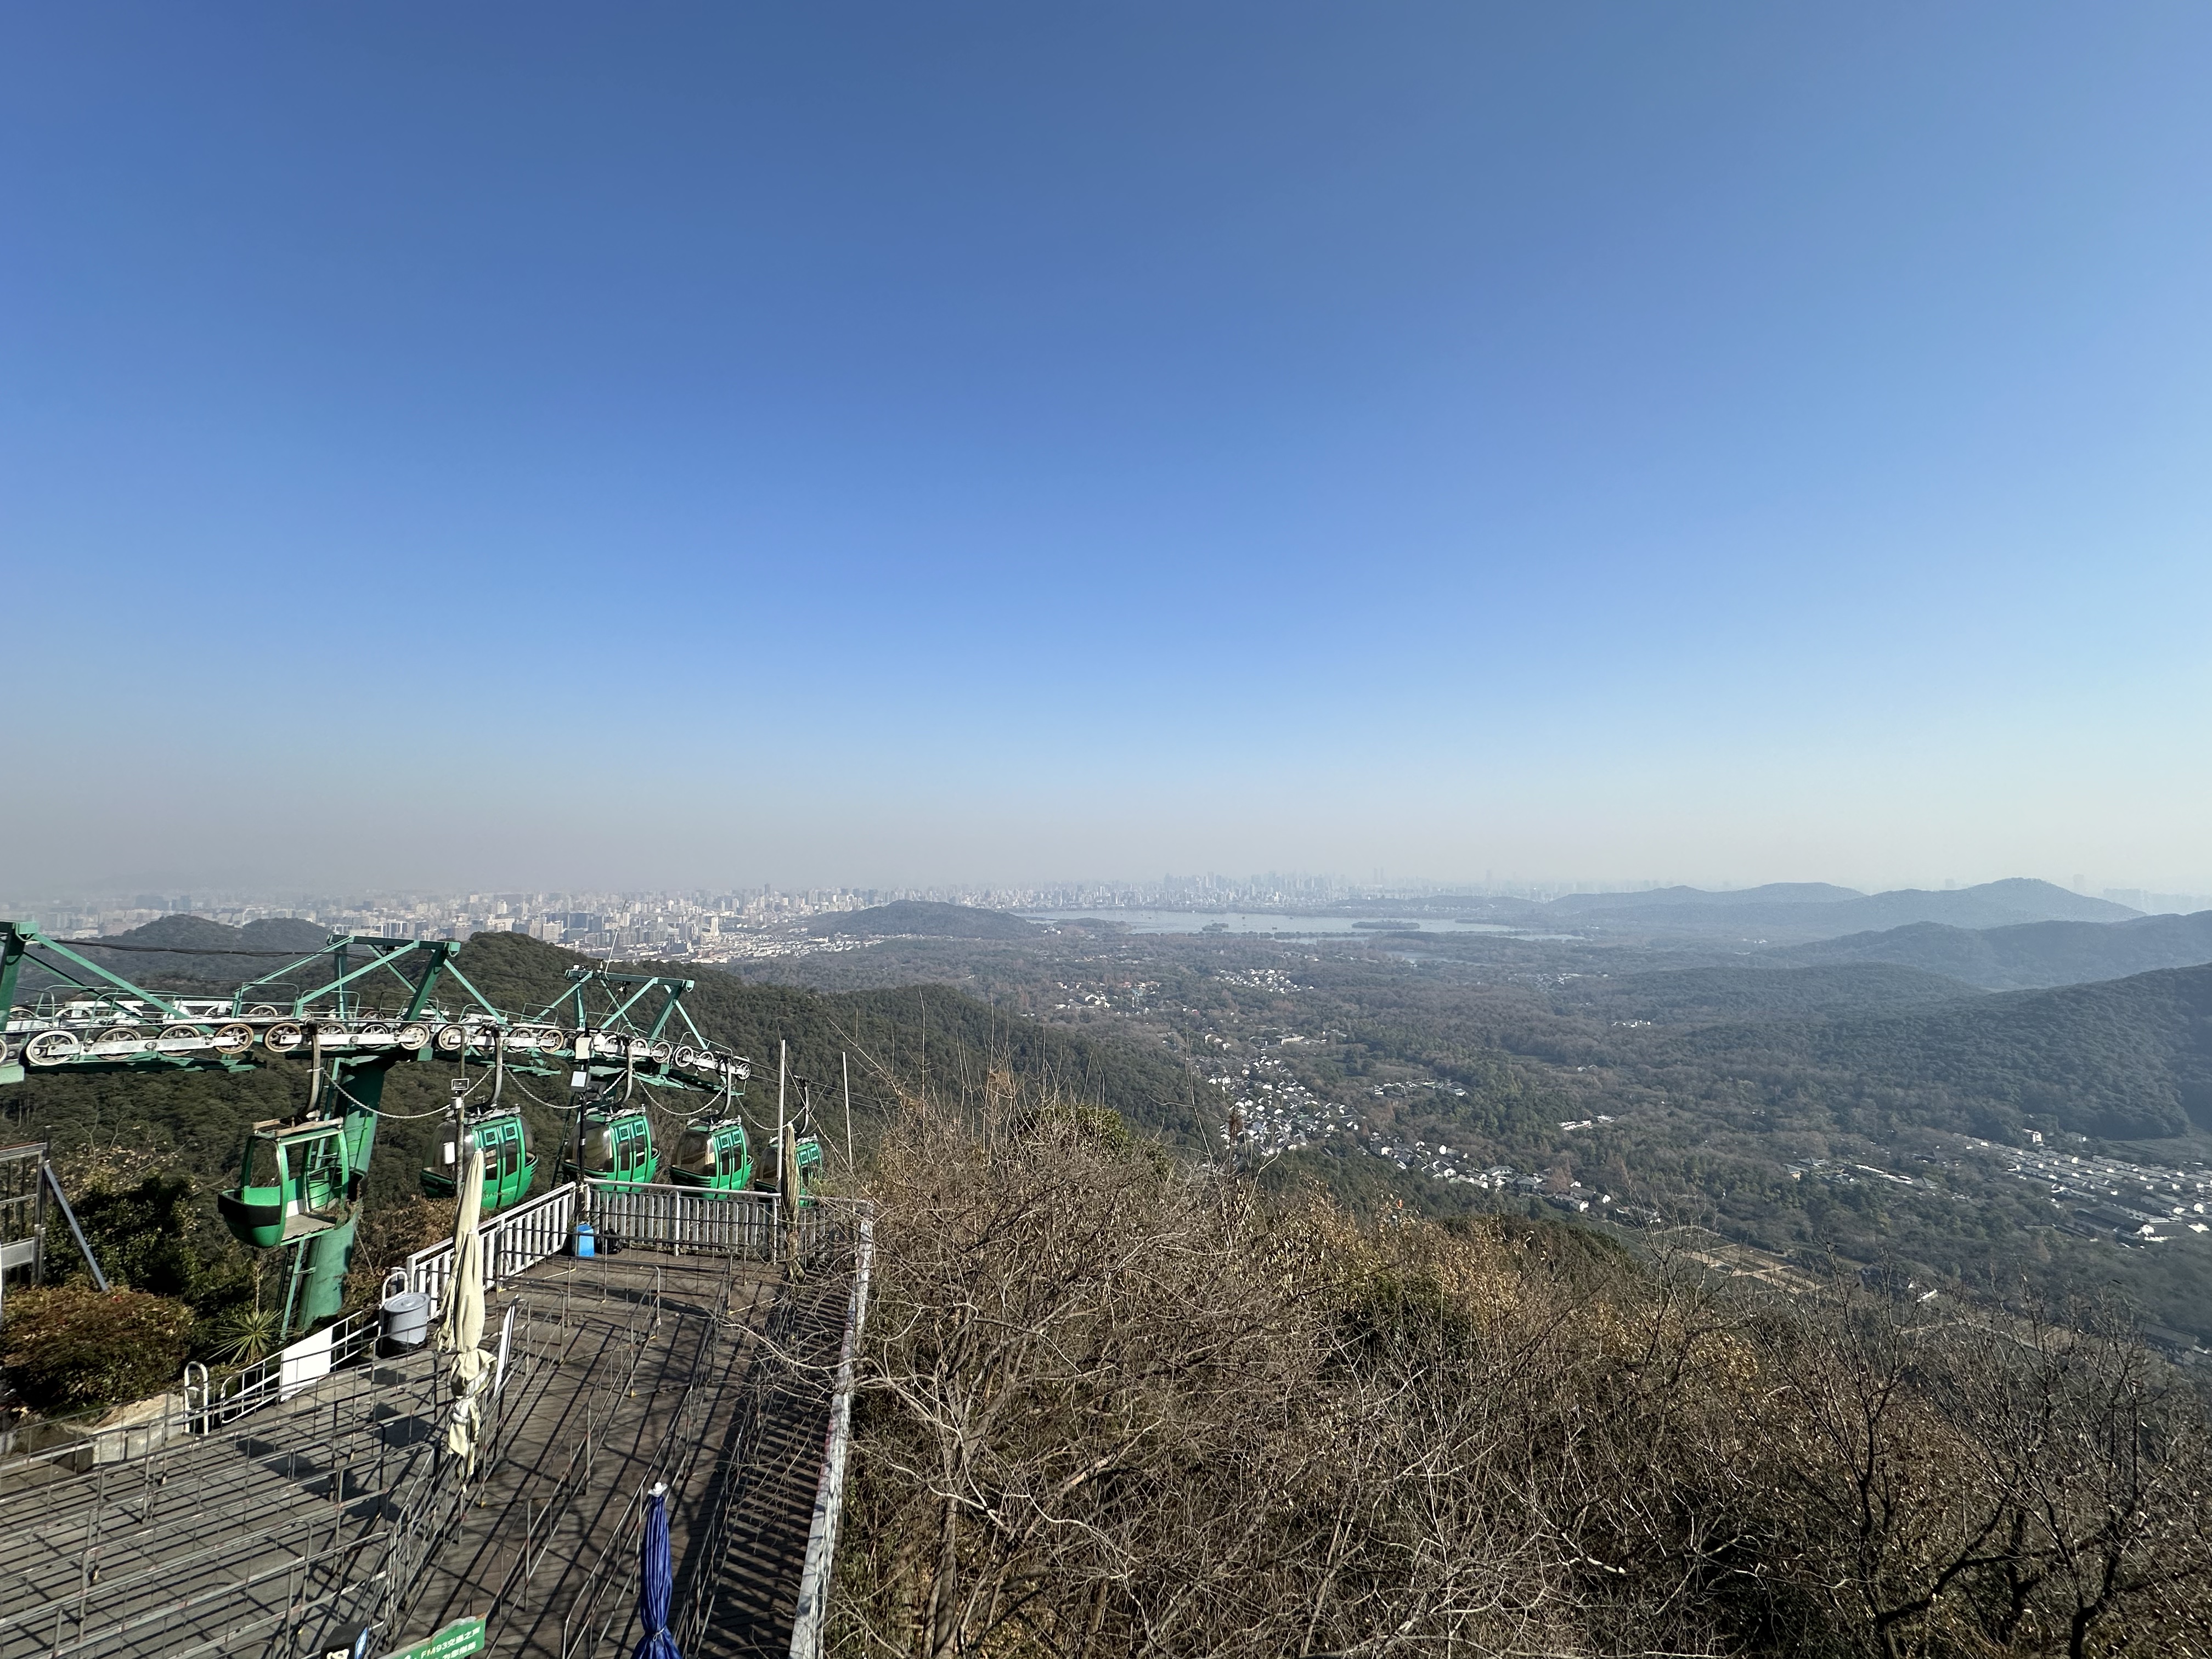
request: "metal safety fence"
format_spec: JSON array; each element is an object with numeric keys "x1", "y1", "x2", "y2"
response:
[
  {"x1": 592, "y1": 1182, "x2": 777, "y2": 1256},
  {"x1": 786, "y1": 1209, "x2": 873, "y2": 1659},
  {"x1": 0, "y1": 1299, "x2": 554, "y2": 1659},
  {"x1": 402, "y1": 1180, "x2": 579, "y2": 1313},
  {"x1": 3, "y1": 1180, "x2": 875, "y2": 1659}
]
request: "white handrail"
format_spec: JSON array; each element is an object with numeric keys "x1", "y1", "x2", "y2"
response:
[
  {"x1": 405, "y1": 1179, "x2": 579, "y2": 1311},
  {"x1": 788, "y1": 1210, "x2": 873, "y2": 1659}
]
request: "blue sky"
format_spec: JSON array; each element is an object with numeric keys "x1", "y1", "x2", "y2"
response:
[{"x1": 5, "y1": 3, "x2": 2209, "y2": 894}]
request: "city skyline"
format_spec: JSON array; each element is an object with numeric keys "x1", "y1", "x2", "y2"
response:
[{"x1": 13, "y1": 868, "x2": 2211, "y2": 945}]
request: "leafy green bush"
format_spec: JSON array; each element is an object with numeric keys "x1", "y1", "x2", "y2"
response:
[
  {"x1": 0, "y1": 1285, "x2": 193, "y2": 1413},
  {"x1": 65, "y1": 1175, "x2": 207, "y2": 1299}
]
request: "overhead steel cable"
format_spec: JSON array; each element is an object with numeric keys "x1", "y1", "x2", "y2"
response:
[{"x1": 46, "y1": 938, "x2": 353, "y2": 957}]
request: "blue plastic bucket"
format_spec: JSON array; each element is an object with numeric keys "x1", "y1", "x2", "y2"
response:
[{"x1": 573, "y1": 1221, "x2": 596, "y2": 1259}]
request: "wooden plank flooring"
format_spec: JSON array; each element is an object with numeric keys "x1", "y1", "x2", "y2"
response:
[
  {"x1": 0, "y1": 1245, "x2": 852, "y2": 1659},
  {"x1": 0, "y1": 1347, "x2": 449, "y2": 1659}
]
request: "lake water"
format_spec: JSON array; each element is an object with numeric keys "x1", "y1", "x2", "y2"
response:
[{"x1": 1019, "y1": 910, "x2": 1536, "y2": 936}]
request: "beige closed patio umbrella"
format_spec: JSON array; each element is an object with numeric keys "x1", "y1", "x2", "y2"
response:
[{"x1": 437, "y1": 1142, "x2": 493, "y2": 1466}]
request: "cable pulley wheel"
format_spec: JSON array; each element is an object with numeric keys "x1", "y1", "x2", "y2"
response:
[{"x1": 24, "y1": 1031, "x2": 82, "y2": 1065}]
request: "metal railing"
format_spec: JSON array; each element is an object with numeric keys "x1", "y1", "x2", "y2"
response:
[
  {"x1": 662, "y1": 1198, "x2": 873, "y2": 1656},
  {"x1": 5, "y1": 1178, "x2": 875, "y2": 1658},
  {"x1": 402, "y1": 1183, "x2": 868, "y2": 1314},
  {"x1": 555, "y1": 1277, "x2": 748, "y2": 1659},
  {"x1": 788, "y1": 1210, "x2": 873, "y2": 1659},
  {"x1": 592, "y1": 1182, "x2": 777, "y2": 1256},
  {"x1": 403, "y1": 1180, "x2": 578, "y2": 1311},
  {"x1": 791, "y1": 1195, "x2": 872, "y2": 1263},
  {"x1": 372, "y1": 1302, "x2": 555, "y2": 1644},
  {"x1": 180, "y1": 1305, "x2": 383, "y2": 1435},
  {"x1": 0, "y1": 1318, "x2": 542, "y2": 1659}
]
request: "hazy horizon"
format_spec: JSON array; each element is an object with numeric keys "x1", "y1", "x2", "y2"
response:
[
  {"x1": 6, "y1": 6, "x2": 2208, "y2": 895},
  {"x1": 11, "y1": 870, "x2": 2208, "y2": 918}
]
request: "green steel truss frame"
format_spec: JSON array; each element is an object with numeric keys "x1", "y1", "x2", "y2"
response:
[
  {"x1": 0, "y1": 924, "x2": 752, "y2": 1094},
  {"x1": 0, "y1": 923, "x2": 757, "y2": 1338}
]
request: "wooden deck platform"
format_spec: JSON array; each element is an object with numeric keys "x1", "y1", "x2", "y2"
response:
[{"x1": 0, "y1": 1244, "x2": 853, "y2": 1659}]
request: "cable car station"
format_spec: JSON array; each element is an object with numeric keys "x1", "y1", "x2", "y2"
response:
[{"x1": 0, "y1": 924, "x2": 866, "y2": 1659}]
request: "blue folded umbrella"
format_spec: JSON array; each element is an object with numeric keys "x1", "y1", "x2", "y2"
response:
[{"x1": 633, "y1": 1482, "x2": 682, "y2": 1659}]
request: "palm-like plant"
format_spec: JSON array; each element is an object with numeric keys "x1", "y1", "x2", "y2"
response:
[{"x1": 211, "y1": 1304, "x2": 283, "y2": 1367}]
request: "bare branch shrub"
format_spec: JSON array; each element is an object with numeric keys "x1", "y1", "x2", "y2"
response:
[{"x1": 832, "y1": 1102, "x2": 2212, "y2": 1658}]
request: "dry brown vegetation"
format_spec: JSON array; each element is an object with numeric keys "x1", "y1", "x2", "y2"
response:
[{"x1": 832, "y1": 1102, "x2": 2212, "y2": 1658}]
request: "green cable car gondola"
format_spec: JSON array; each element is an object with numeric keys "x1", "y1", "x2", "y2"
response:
[
  {"x1": 217, "y1": 1117, "x2": 359, "y2": 1249},
  {"x1": 561, "y1": 1105, "x2": 659, "y2": 1189},
  {"x1": 422, "y1": 1110, "x2": 538, "y2": 1215},
  {"x1": 668, "y1": 1119, "x2": 753, "y2": 1193},
  {"x1": 792, "y1": 1134, "x2": 825, "y2": 1199},
  {"x1": 757, "y1": 1130, "x2": 827, "y2": 1206}
]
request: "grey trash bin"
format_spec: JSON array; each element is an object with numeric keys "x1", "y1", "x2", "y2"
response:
[{"x1": 380, "y1": 1289, "x2": 431, "y2": 1349}]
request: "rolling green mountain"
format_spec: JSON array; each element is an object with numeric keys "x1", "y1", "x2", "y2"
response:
[
  {"x1": 1770, "y1": 910, "x2": 2212, "y2": 991},
  {"x1": 1660, "y1": 961, "x2": 2212, "y2": 1141},
  {"x1": 454, "y1": 932, "x2": 1188, "y2": 1131}
]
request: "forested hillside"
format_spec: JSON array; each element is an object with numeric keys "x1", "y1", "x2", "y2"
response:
[
  {"x1": 838, "y1": 1109, "x2": 2212, "y2": 1657},
  {"x1": 1651, "y1": 962, "x2": 2212, "y2": 1141},
  {"x1": 1583, "y1": 962, "x2": 1984, "y2": 1024}
]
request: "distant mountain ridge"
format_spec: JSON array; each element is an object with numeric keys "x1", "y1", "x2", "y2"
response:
[
  {"x1": 13, "y1": 914, "x2": 336, "y2": 994},
  {"x1": 1771, "y1": 910, "x2": 2212, "y2": 991},
  {"x1": 1536, "y1": 877, "x2": 2136, "y2": 939},
  {"x1": 1550, "y1": 882, "x2": 1864, "y2": 912}
]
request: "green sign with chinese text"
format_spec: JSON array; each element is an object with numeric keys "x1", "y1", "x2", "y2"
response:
[{"x1": 379, "y1": 1616, "x2": 486, "y2": 1659}]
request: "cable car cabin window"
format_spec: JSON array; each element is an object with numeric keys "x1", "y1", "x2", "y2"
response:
[
  {"x1": 491, "y1": 1121, "x2": 521, "y2": 1182},
  {"x1": 674, "y1": 1128, "x2": 714, "y2": 1175},
  {"x1": 244, "y1": 1134, "x2": 347, "y2": 1214},
  {"x1": 298, "y1": 1142, "x2": 345, "y2": 1213},
  {"x1": 617, "y1": 1118, "x2": 647, "y2": 1176},
  {"x1": 242, "y1": 1137, "x2": 282, "y2": 1194},
  {"x1": 582, "y1": 1122, "x2": 617, "y2": 1174}
]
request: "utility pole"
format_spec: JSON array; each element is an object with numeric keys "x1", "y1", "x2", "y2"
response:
[
  {"x1": 570, "y1": 1024, "x2": 591, "y2": 1249},
  {"x1": 842, "y1": 1051, "x2": 854, "y2": 1172},
  {"x1": 776, "y1": 1039, "x2": 793, "y2": 1271}
]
